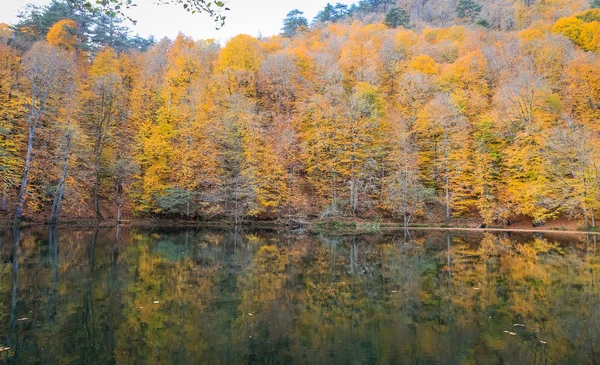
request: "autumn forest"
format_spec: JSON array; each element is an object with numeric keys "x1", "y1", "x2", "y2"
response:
[{"x1": 1, "y1": 0, "x2": 600, "y2": 227}]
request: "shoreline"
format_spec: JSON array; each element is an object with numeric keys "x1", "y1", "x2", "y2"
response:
[{"x1": 0, "y1": 219, "x2": 598, "y2": 235}]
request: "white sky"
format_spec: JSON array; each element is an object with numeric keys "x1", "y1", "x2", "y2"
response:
[{"x1": 0, "y1": 0, "x2": 356, "y2": 43}]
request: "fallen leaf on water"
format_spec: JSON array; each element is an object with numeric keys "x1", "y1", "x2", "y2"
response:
[
  {"x1": 473, "y1": 287, "x2": 480, "y2": 290},
  {"x1": 539, "y1": 340, "x2": 547, "y2": 344},
  {"x1": 503, "y1": 331, "x2": 517, "y2": 335},
  {"x1": 17, "y1": 317, "x2": 28, "y2": 321},
  {"x1": 153, "y1": 301, "x2": 159, "y2": 304},
  {"x1": 0, "y1": 347, "x2": 10, "y2": 352},
  {"x1": 247, "y1": 313, "x2": 253, "y2": 316},
  {"x1": 513, "y1": 323, "x2": 525, "y2": 327}
]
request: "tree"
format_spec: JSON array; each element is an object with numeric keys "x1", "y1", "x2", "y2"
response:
[
  {"x1": 49, "y1": 123, "x2": 77, "y2": 224},
  {"x1": 15, "y1": 42, "x2": 74, "y2": 220},
  {"x1": 160, "y1": 34, "x2": 221, "y2": 218},
  {"x1": 46, "y1": 19, "x2": 79, "y2": 51},
  {"x1": 281, "y1": 9, "x2": 308, "y2": 38},
  {"x1": 416, "y1": 93, "x2": 471, "y2": 221},
  {"x1": 87, "y1": 0, "x2": 230, "y2": 28},
  {"x1": 593, "y1": 0, "x2": 600, "y2": 9},
  {"x1": 385, "y1": 7, "x2": 410, "y2": 28},
  {"x1": 544, "y1": 118, "x2": 599, "y2": 228},
  {"x1": 384, "y1": 114, "x2": 434, "y2": 227},
  {"x1": 0, "y1": 31, "x2": 24, "y2": 212},
  {"x1": 15, "y1": 0, "x2": 152, "y2": 53},
  {"x1": 313, "y1": 3, "x2": 350, "y2": 24},
  {"x1": 552, "y1": 10, "x2": 600, "y2": 53},
  {"x1": 456, "y1": 0, "x2": 482, "y2": 21},
  {"x1": 83, "y1": 47, "x2": 124, "y2": 221},
  {"x1": 495, "y1": 62, "x2": 557, "y2": 224},
  {"x1": 356, "y1": 0, "x2": 395, "y2": 13}
]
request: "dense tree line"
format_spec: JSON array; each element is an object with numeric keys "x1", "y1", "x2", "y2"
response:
[{"x1": 0, "y1": 0, "x2": 599, "y2": 226}]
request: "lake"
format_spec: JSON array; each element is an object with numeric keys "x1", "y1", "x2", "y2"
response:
[{"x1": 0, "y1": 227, "x2": 598, "y2": 364}]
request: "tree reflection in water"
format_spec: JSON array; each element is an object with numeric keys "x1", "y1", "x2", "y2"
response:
[{"x1": 0, "y1": 228, "x2": 598, "y2": 364}]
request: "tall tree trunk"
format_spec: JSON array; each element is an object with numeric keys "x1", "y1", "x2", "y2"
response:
[
  {"x1": 15, "y1": 95, "x2": 45, "y2": 221},
  {"x1": 15, "y1": 126, "x2": 38, "y2": 220},
  {"x1": 93, "y1": 137, "x2": 105, "y2": 222},
  {"x1": 444, "y1": 128, "x2": 451, "y2": 222},
  {"x1": 350, "y1": 178, "x2": 358, "y2": 216},
  {"x1": 50, "y1": 134, "x2": 73, "y2": 224}
]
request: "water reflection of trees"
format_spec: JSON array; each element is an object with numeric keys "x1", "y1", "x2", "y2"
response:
[{"x1": 0, "y1": 228, "x2": 598, "y2": 364}]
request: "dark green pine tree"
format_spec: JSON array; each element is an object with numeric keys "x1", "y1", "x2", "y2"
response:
[
  {"x1": 591, "y1": 0, "x2": 600, "y2": 9},
  {"x1": 281, "y1": 9, "x2": 308, "y2": 37},
  {"x1": 314, "y1": 3, "x2": 335, "y2": 23},
  {"x1": 357, "y1": 0, "x2": 395, "y2": 13},
  {"x1": 384, "y1": 7, "x2": 410, "y2": 28},
  {"x1": 14, "y1": 0, "x2": 95, "y2": 46},
  {"x1": 456, "y1": 0, "x2": 483, "y2": 21},
  {"x1": 313, "y1": 2, "x2": 351, "y2": 24}
]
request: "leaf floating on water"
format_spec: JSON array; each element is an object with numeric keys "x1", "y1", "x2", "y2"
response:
[
  {"x1": 153, "y1": 301, "x2": 159, "y2": 304},
  {"x1": 473, "y1": 287, "x2": 480, "y2": 290},
  {"x1": 503, "y1": 331, "x2": 517, "y2": 335},
  {"x1": 247, "y1": 313, "x2": 253, "y2": 316},
  {"x1": 539, "y1": 340, "x2": 547, "y2": 344},
  {"x1": 513, "y1": 323, "x2": 525, "y2": 327},
  {"x1": 17, "y1": 317, "x2": 28, "y2": 321},
  {"x1": 391, "y1": 290, "x2": 398, "y2": 293},
  {"x1": 0, "y1": 346, "x2": 10, "y2": 352}
]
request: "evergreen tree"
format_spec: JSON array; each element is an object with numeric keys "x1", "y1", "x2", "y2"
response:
[
  {"x1": 14, "y1": 0, "x2": 152, "y2": 53},
  {"x1": 385, "y1": 7, "x2": 410, "y2": 28},
  {"x1": 592, "y1": 0, "x2": 600, "y2": 9},
  {"x1": 313, "y1": 3, "x2": 350, "y2": 24},
  {"x1": 281, "y1": 9, "x2": 308, "y2": 38},
  {"x1": 357, "y1": 0, "x2": 395, "y2": 13},
  {"x1": 457, "y1": 0, "x2": 483, "y2": 21}
]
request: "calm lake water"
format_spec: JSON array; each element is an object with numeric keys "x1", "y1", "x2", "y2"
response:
[{"x1": 0, "y1": 227, "x2": 598, "y2": 364}]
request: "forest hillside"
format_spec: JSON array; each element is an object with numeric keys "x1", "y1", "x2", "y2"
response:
[{"x1": 1, "y1": 0, "x2": 599, "y2": 227}]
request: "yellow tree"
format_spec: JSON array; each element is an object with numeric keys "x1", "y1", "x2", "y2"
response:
[
  {"x1": 552, "y1": 10, "x2": 600, "y2": 53},
  {"x1": 544, "y1": 117, "x2": 600, "y2": 227},
  {"x1": 215, "y1": 34, "x2": 262, "y2": 97},
  {"x1": 415, "y1": 93, "x2": 472, "y2": 221},
  {"x1": 494, "y1": 62, "x2": 558, "y2": 223},
  {"x1": 0, "y1": 29, "x2": 24, "y2": 212},
  {"x1": 563, "y1": 53, "x2": 600, "y2": 130},
  {"x1": 339, "y1": 22, "x2": 386, "y2": 84},
  {"x1": 155, "y1": 34, "x2": 222, "y2": 217},
  {"x1": 83, "y1": 47, "x2": 124, "y2": 221},
  {"x1": 129, "y1": 40, "x2": 170, "y2": 213},
  {"x1": 240, "y1": 115, "x2": 289, "y2": 217},
  {"x1": 46, "y1": 19, "x2": 79, "y2": 52},
  {"x1": 14, "y1": 42, "x2": 74, "y2": 220}
]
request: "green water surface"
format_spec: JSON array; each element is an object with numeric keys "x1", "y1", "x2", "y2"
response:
[{"x1": 0, "y1": 228, "x2": 598, "y2": 364}]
